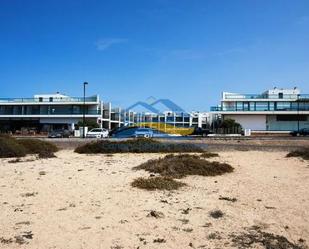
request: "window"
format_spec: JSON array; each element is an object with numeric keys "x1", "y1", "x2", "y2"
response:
[
  {"x1": 236, "y1": 102, "x2": 243, "y2": 111},
  {"x1": 278, "y1": 93, "x2": 283, "y2": 99},
  {"x1": 276, "y1": 115, "x2": 307, "y2": 121},
  {"x1": 276, "y1": 102, "x2": 291, "y2": 111},
  {"x1": 91, "y1": 129, "x2": 102, "y2": 132},
  {"x1": 243, "y1": 102, "x2": 249, "y2": 111},
  {"x1": 256, "y1": 102, "x2": 269, "y2": 111},
  {"x1": 269, "y1": 102, "x2": 275, "y2": 111},
  {"x1": 175, "y1": 116, "x2": 183, "y2": 122},
  {"x1": 249, "y1": 102, "x2": 255, "y2": 111}
]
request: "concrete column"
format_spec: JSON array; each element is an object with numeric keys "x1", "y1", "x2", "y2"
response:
[{"x1": 109, "y1": 102, "x2": 112, "y2": 130}]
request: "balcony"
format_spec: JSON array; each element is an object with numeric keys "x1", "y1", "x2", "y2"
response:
[
  {"x1": 224, "y1": 94, "x2": 309, "y2": 100},
  {"x1": 0, "y1": 110, "x2": 101, "y2": 116},
  {"x1": 0, "y1": 96, "x2": 98, "y2": 103},
  {"x1": 211, "y1": 106, "x2": 309, "y2": 112}
]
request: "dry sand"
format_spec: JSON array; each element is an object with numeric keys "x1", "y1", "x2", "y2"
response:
[{"x1": 0, "y1": 150, "x2": 308, "y2": 248}]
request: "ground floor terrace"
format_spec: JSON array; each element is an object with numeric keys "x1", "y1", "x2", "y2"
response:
[
  {"x1": 222, "y1": 114, "x2": 309, "y2": 131},
  {"x1": 0, "y1": 117, "x2": 99, "y2": 134}
]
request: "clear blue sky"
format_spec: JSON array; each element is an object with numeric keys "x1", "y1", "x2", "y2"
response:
[{"x1": 1, "y1": 0, "x2": 309, "y2": 111}]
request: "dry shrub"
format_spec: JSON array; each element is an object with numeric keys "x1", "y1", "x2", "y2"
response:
[
  {"x1": 200, "y1": 152, "x2": 219, "y2": 158},
  {"x1": 0, "y1": 137, "x2": 26, "y2": 158},
  {"x1": 38, "y1": 150, "x2": 56, "y2": 159},
  {"x1": 286, "y1": 148, "x2": 309, "y2": 160},
  {"x1": 74, "y1": 138, "x2": 203, "y2": 154},
  {"x1": 230, "y1": 226, "x2": 307, "y2": 249},
  {"x1": 0, "y1": 137, "x2": 58, "y2": 158},
  {"x1": 209, "y1": 209, "x2": 224, "y2": 219},
  {"x1": 17, "y1": 139, "x2": 58, "y2": 155},
  {"x1": 133, "y1": 154, "x2": 234, "y2": 178},
  {"x1": 131, "y1": 176, "x2": 186, "y2": 190}
]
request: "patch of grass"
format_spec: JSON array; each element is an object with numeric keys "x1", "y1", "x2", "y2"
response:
[
  {"x1": 219, "y1": 196, "x2": 237, "y2": 202},
  {"x1": 230, "y1": 226, "x2": 307, "y2": 249},
  {"x1": 21, "y1": 192, "x2": 38, "y2": 197},
  {"x1": 131, "y1": 176, "x2": 186, "y2": 191},
  {"x1": 133, "y1": 154, "x2": 234, "y2": 179},
  {"x1": 209, "y1": 209, "x2": 224, "y2": 219},
  {"x1": 0, "y1": 137, "x2": 26, "y2": 158},
  {"x1": 286, "y1": 148, "x2": 309, "y2": 160},
  {"x1": 199, "y1": 152, "x2": 219, "y2": 158},
  {"x1": 153, "y1": 238, "x2": 166, "y2": 243},
  {"x1": 208, "y1": 232, "x2": 222, "y2": 240},
  {"x1": 8, "y1": 158, "x2": 22, "y2": 163},
  {"x1": 74, "y1": 138, "x2": 203, "y2": 154}
]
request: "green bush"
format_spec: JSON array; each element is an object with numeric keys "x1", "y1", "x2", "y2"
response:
[
  {"x1": 0, "y1": 137, "x2": 26, "y2": 158},
  {"x1": 77, "y1": 119, "x2": 99, "y2": 130},
  {"x1": 133, "y1": 154, "x2": 234, "y2": 178},
  {"x1": 74, "y1": 138, "x2": 203, "y2": 154},
  {"x1": 220, "y1": 119, "x2": 241, "y2": 129}
]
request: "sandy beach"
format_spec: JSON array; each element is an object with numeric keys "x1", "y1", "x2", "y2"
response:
[{"x1": 0, "y1": 150, "x2": 308, "y2": 248}]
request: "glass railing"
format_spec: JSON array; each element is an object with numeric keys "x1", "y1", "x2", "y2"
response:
[
  {"x1": 224, "y1": 94, "x2": 309, "y2": 100},
  {"x1": 211, "y1": 106, "x2": 309, "y2": 112},
  {"x1": 0, "y1": 110, "x2": 101, "y2": 115},
  {"x1": 0, "y1": 96, "x2": 98, "y2": 103}
]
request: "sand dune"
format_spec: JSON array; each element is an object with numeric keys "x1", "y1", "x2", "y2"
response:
[{"x1": 0, "y1": 150, "x2": 308, "y2": 248}]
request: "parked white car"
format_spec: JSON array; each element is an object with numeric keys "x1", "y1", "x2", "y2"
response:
[{"x1": 86, "y1": 128, "x2": 109, "y2": 138}]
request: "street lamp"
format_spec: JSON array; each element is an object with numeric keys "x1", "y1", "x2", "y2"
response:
[
  {"x1": 297, "y1": 94, "x2": 300, "y2": 134},
  {"x1": 83, "y1": 82, "x2": 88, "y2": 138}
]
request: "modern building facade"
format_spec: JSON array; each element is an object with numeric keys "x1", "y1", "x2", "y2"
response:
[
  {"x1": 0, "y1": 93, "x2": 102, "y2": 133},
  {"x1": 211, "y1": 88, "x2": 309, "y2": 131},
  {"x1": 124, "y1": 98, "x2": 209, "y2": 131},
  {"x1": 0, "y1": 93, "x2": 208, "y2": 134}
]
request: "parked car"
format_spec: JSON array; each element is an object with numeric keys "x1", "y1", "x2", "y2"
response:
[
  {"x1": 48, "y1": 129, "x2": 71, "y2": 138},
  {"x1": 290, "y1": 128, "x2": 309, "y2": 136},
  {"x1": 191, "y1": 127, "x2": 213, "y2": 137},
  {"x1": 134, "y1": 128, "x2": 154, "y2": 138},
  {"x1": 109, "y1": 126, "x2": 136, "y2": 137},
  {"x1": 86, "y1": 128, "x2": 109, "y2": 138},
  {"x1": 112, "y1": 127, "x2": 154, "y2": 138}
]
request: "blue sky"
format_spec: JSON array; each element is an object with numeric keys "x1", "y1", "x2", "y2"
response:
[{"x1": 0, "y1": 0, "x2": 309, "y2": 111}]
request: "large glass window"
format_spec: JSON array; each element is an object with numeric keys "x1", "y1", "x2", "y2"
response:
[
  {"x1": 255, "y1": 102, "x2": 269, "y2": 111},
  {"x1": 249, "y1": 102, "x2": 255, "y2": 111},
  {"x1": 236, "y1": 102, "x2": 243, "y2": 111},
  {"x1": 184, "y1": 117, "x2": 190, "y2": 122},
  {"x1": 276, "y1": 102, "x2": 291, "y2": 111},
  {"x1": 243, "y1": 102, "x2": 249, "y2": 111},
  {"x1": 276, "y1": 115, "x2": 307, "y2": 121},
  {"x1": 175, "y1": 116, "x2": 183, "y2": 122},
  {"x1": 269, "y1": 102, "x2": 275, "y2": 111},
  {"x1": 223, "y1": 102, "x2": 236, "y2": 111},
  {"x1": 166, "y1": 116, "x2": 174, "y2": 122}
]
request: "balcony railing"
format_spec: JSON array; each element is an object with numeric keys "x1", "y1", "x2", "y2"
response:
[
  {"x1": 224, "y1": 94, "x2": 309, "y2": 100},
  {"x1": 0, "y1": 96, "x2": 98, "y2": 103},
  {"x1": 0, "y1": 110, "x2": 101, "y2": 115},
  {"x1": 211, "y1": 106, "x2": 309, "y2": 112}
]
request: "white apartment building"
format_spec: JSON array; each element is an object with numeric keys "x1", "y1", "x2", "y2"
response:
[{"x1": 211, "y1": 87, "x2": 309, "y2": 131}]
